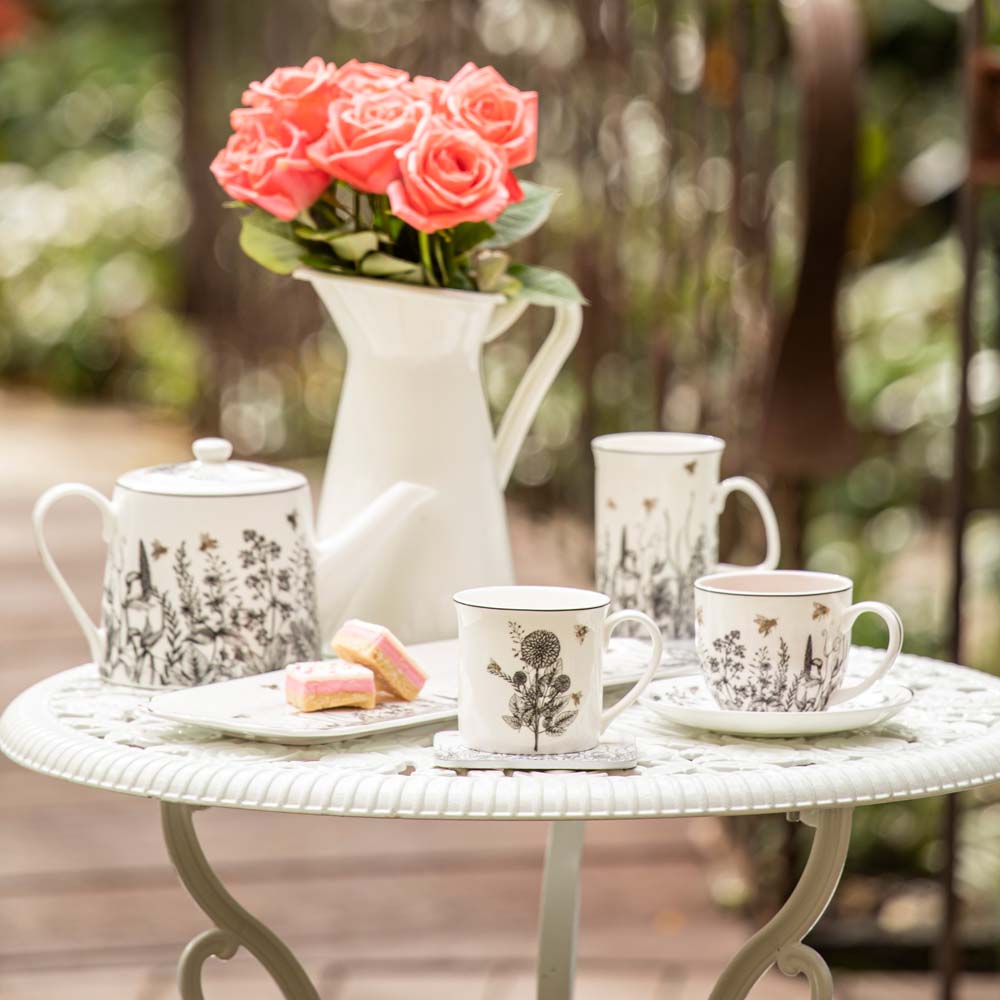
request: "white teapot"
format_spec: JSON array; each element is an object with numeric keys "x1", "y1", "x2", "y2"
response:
[{"x1": 33, "y1": 438, "x2": 432, "y2": 688}]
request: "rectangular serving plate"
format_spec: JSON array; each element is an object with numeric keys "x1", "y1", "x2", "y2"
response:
[{"x1": 147, "y1": 637, "x2": 697, "y2": 745}]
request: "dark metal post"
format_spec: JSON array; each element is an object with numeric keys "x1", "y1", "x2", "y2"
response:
[{"x1": 940, "y1": 4, "x2": 983, "y2": 998}]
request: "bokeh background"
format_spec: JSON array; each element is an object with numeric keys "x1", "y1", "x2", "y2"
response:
[{"x1": 3, "y1": 0, "x2": 1000, "y2": 994}]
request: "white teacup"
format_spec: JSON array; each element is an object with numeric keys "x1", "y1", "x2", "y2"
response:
[
  {"x1": 694, "y1": 570, "x2": 904, "y2": 713},
  {"x1": 454, "y1": 586, "x2": 663, "y2": 754},
  {"x1": 593, "y1": 433, "x2": 780, "y2": 641}
]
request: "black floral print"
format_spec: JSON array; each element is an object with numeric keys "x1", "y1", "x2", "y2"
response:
[
  {"x1": 100, "y1": 514, "x2": 319, "y2": 687},
  {"x1": 488, "y1": 623, "x2": 581, "y2": 751},
  {"x1": 596, "y1": 491, "x2": 710, "y2": 639},
  {"x1": 699, "y1": 626, "x2": 848, "y2": 712}
]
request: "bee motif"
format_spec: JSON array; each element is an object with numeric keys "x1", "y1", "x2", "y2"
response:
[
  {"x1": 286, "y1": 511, "x2": 299, "y2": 530},
  {"x1": 642, "y1": 497, "x2": 657, "y2": 512},
  {"x1": 150, "y1": 540, "x2": 168, "y2": 560},
  {"x1": 683, "y1": 460, "x2": 697, "y2": 475},
  {"x1": 606, "y1": 498, "x2": 617, "y2": 510},
  {"x1": 574, "y1": 624, "x2": 589, "y2": 644},
  {"x1": 199, "y1": 533, "x2": 218, "y2": 553},
  {"x1": 754, "y1": 614, "x2": 778, "y2": 636},
  {"x1": 571, "y1": 692, "x2": 582, "y2": 706},
  {"x1": 812, "y1": 602, "x2": 830, "y2": 620}
]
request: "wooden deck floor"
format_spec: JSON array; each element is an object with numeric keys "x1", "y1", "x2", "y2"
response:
[{"x1": 1, "y1": 391, "x2": 997, "y2": 999}]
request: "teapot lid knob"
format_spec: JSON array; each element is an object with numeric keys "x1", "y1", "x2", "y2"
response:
[{"x1": 192, "y1": 437, "x2": 233, "y2": 465}]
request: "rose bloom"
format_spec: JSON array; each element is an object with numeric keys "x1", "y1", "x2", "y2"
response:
[
  {"x1": 404, "y1": 75, "x2": 446, "y2": 109},
  {"x1": 308, "y1": 90, "x2": 428, "y2": 194},
  {"x1": 210, "y1": 122, "x2": 329, "y2": 221},
  {"x1": 332, "y1": 59, "x2": 409, "y2": 96},
  {"x1": 387, "y1": 117, "x2": 521, "y2": 233},
  {"x1": 237, "y1": 56, "x2": 340, "y2": 139},
  {"x1": 442, "y1": 62, "x2": 537, "y2": 169}
]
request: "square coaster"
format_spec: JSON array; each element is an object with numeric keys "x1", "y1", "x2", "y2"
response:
[{"x1": 432, "y1": 731, "x2": 638, "y2": 771}]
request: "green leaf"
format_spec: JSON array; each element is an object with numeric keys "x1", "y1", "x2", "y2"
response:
[
  {"x1": 294, "y1": 222, "x2": 353, "y2": 243},
  {"x1": 222, "y1": 200, "x2": 248, "y2": 209},
  {"x1": 474, "y1": 250, "x2": 510, "y2": 293},
  {"x1": 484, "y1": 182, "x2": 559, "y2": 248},
  {"x1": 507, "y1": 264, "x2": 587, "y2": 306},
  {"x1": 498, "y1": 275, "x2": 522, "y2": 298},
  {"x1": 238, "y1": 210, "x2": 307, "y2": 275},
  {"x1": 328, "y1": 230, "x2": 379, "y2": 262},
  {"x1": 449, "y1": 268, "x2": 477, "y2": 291},
  {"x1": 359, "y1": 253, "x2": 423, "y2": 282},
  {"x1": 300, "y1": 254, "x2": 352, "y2": 274},
  {"x1": 450, "y1": 220, "x2": 495, "y2": 256},
  {"x1": 385, "y1": 215, "x2": 405, "y2": 241}
]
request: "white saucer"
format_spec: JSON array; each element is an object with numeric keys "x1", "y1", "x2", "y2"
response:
[
  {"x1": 642, "y1": 676, "x2": 914, "y2": 738},
  {"x1": 146, "y1": 637, "x2": 697, "y2": 745},
  {"x1": 432, "y1": 731, "x2": 638, "y2": 770}
]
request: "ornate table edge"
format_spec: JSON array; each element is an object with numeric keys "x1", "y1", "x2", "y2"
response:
[{"x1": 4, "y1": 656, "x2": 1000, "y2": 821}]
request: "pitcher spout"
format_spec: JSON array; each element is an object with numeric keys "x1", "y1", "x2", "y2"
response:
[{"x1": 315, "y1": 481, "x2": 434, "y2": 640}]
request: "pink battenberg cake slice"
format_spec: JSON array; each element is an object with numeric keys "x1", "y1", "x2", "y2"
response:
[
  {"x1": 331, "y1": 620, "x2": 427, "y2": 701},
  {"x1": 285, "y1": 661, "x2": 376, "y2": 712}
]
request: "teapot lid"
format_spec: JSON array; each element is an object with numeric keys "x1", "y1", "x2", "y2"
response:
[{"x1": 118, "y1": 438, "x2": 306, "y2": 497}]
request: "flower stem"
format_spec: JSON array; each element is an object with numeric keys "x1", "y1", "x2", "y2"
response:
[
  {"x1": 419, "y1": 231, "x2": 438, "y2": 286},
  {"x1": 353, "y1": 188, "x2": 361, "y2": 229},
  {"x1": 321, "y1": 182, "x2": 344, "y2": 219}
]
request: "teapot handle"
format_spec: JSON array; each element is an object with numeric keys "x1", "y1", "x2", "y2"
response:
[
  {"x1": 491, "y1": 302, "x2": 583, "y2": 489},
  {"x1": 33, "y1": 484, "x2": 116, "y2": 666}
]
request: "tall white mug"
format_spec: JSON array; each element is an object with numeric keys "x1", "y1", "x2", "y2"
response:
[{"x1": 593, "y1": 433, "x2": 780, "y2": 640}]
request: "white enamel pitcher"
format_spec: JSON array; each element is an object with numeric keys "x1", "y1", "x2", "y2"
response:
[{"x1": 297, "y1": 270, "x2": 583, "y2": 643}]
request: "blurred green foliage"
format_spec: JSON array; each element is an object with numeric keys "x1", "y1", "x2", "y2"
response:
[{"x1": 0, "y1": 0, "x2": 200, "y2": 410}]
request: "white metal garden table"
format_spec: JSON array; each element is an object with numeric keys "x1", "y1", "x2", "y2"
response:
[{"x1": 4, "y1": 649, "x2": 1000, "y2": 1000}]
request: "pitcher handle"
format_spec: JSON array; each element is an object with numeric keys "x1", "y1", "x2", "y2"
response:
[
  {"x1": 492, "y1": 302, "x2": 583, "y2": 489},
  {"x1": 33, "y1": 483, "x2": 116, "y2": 665}
]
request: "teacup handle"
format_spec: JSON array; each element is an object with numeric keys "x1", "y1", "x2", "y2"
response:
[
  {"x1": 826, "y1": 601, "x2": 904, "y2": 706},
  {"x1": 600, "y1": 609, "x2": 664, "y2": 731},
  {"x1": 33, "y1": 483, "x2": 116, "y2": 666},
  {"x1": 714, "y1": 476, "x2": 781, "y2": 572}
]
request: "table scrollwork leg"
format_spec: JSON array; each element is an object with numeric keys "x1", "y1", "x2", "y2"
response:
[
  {"x1": 161, "y1": 802, "x2": 320, "y2": 1000},
  {"x1": 709, "y1": 807, "x2": 853, "y2": 1000}
]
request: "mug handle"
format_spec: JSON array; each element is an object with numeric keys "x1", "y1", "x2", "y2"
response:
[
  {"x1": 714, "y1": 476, "x2": 781, "y2": 572},
  {"x1": 33, "y1": 483, "x2": 116, "y2": 666},
  {"x1": 826, "y1": 602, "x2": 904, "y2": 706},
  {"x1": 600, "y1": 609, "x2": 664, "y2": 731},
  {"x1": 491, "y1": 302, "x2": 583, "y2": 490}
]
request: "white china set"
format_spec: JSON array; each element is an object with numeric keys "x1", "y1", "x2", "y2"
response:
[
  {"x1": 32, "y1": 275, "x2": 907, "y2": 756},
  {"x1": 34, "y1": 437, "x2": 431, "y2": 688},
  {"x1": 454, "y1": 585, "x2": 662, "y2": 756},
  {"x1": 593, "y1": 432, "x2": 780, "y2": 639}
]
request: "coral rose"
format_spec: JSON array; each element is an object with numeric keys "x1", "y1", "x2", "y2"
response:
[
  {"x1": 442, "y1": 62, "x2": 537, "y2": 168},
  {"x1": 210, "y1": 122, "x2": 329, "y2": 221},
  {"x1": 237, "y1": 56, "x2": 340, "y2": 140},
  {"x1": 404, "y1": 75, "x2": 446, "y2": 109},
  {"x1": 307, "y1": 90, "x2": 428, "y2": 194},
  {"x1": 332, "y1": 59, "x2": 409, "y2": 96},
  {"x1": 387, "y1": 117, "x2": 519, "y2": 233}
]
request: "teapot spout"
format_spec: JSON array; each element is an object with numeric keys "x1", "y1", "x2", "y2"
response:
[{"x1": 315, "y1": 481, "x2": 434, "y2": 640}]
